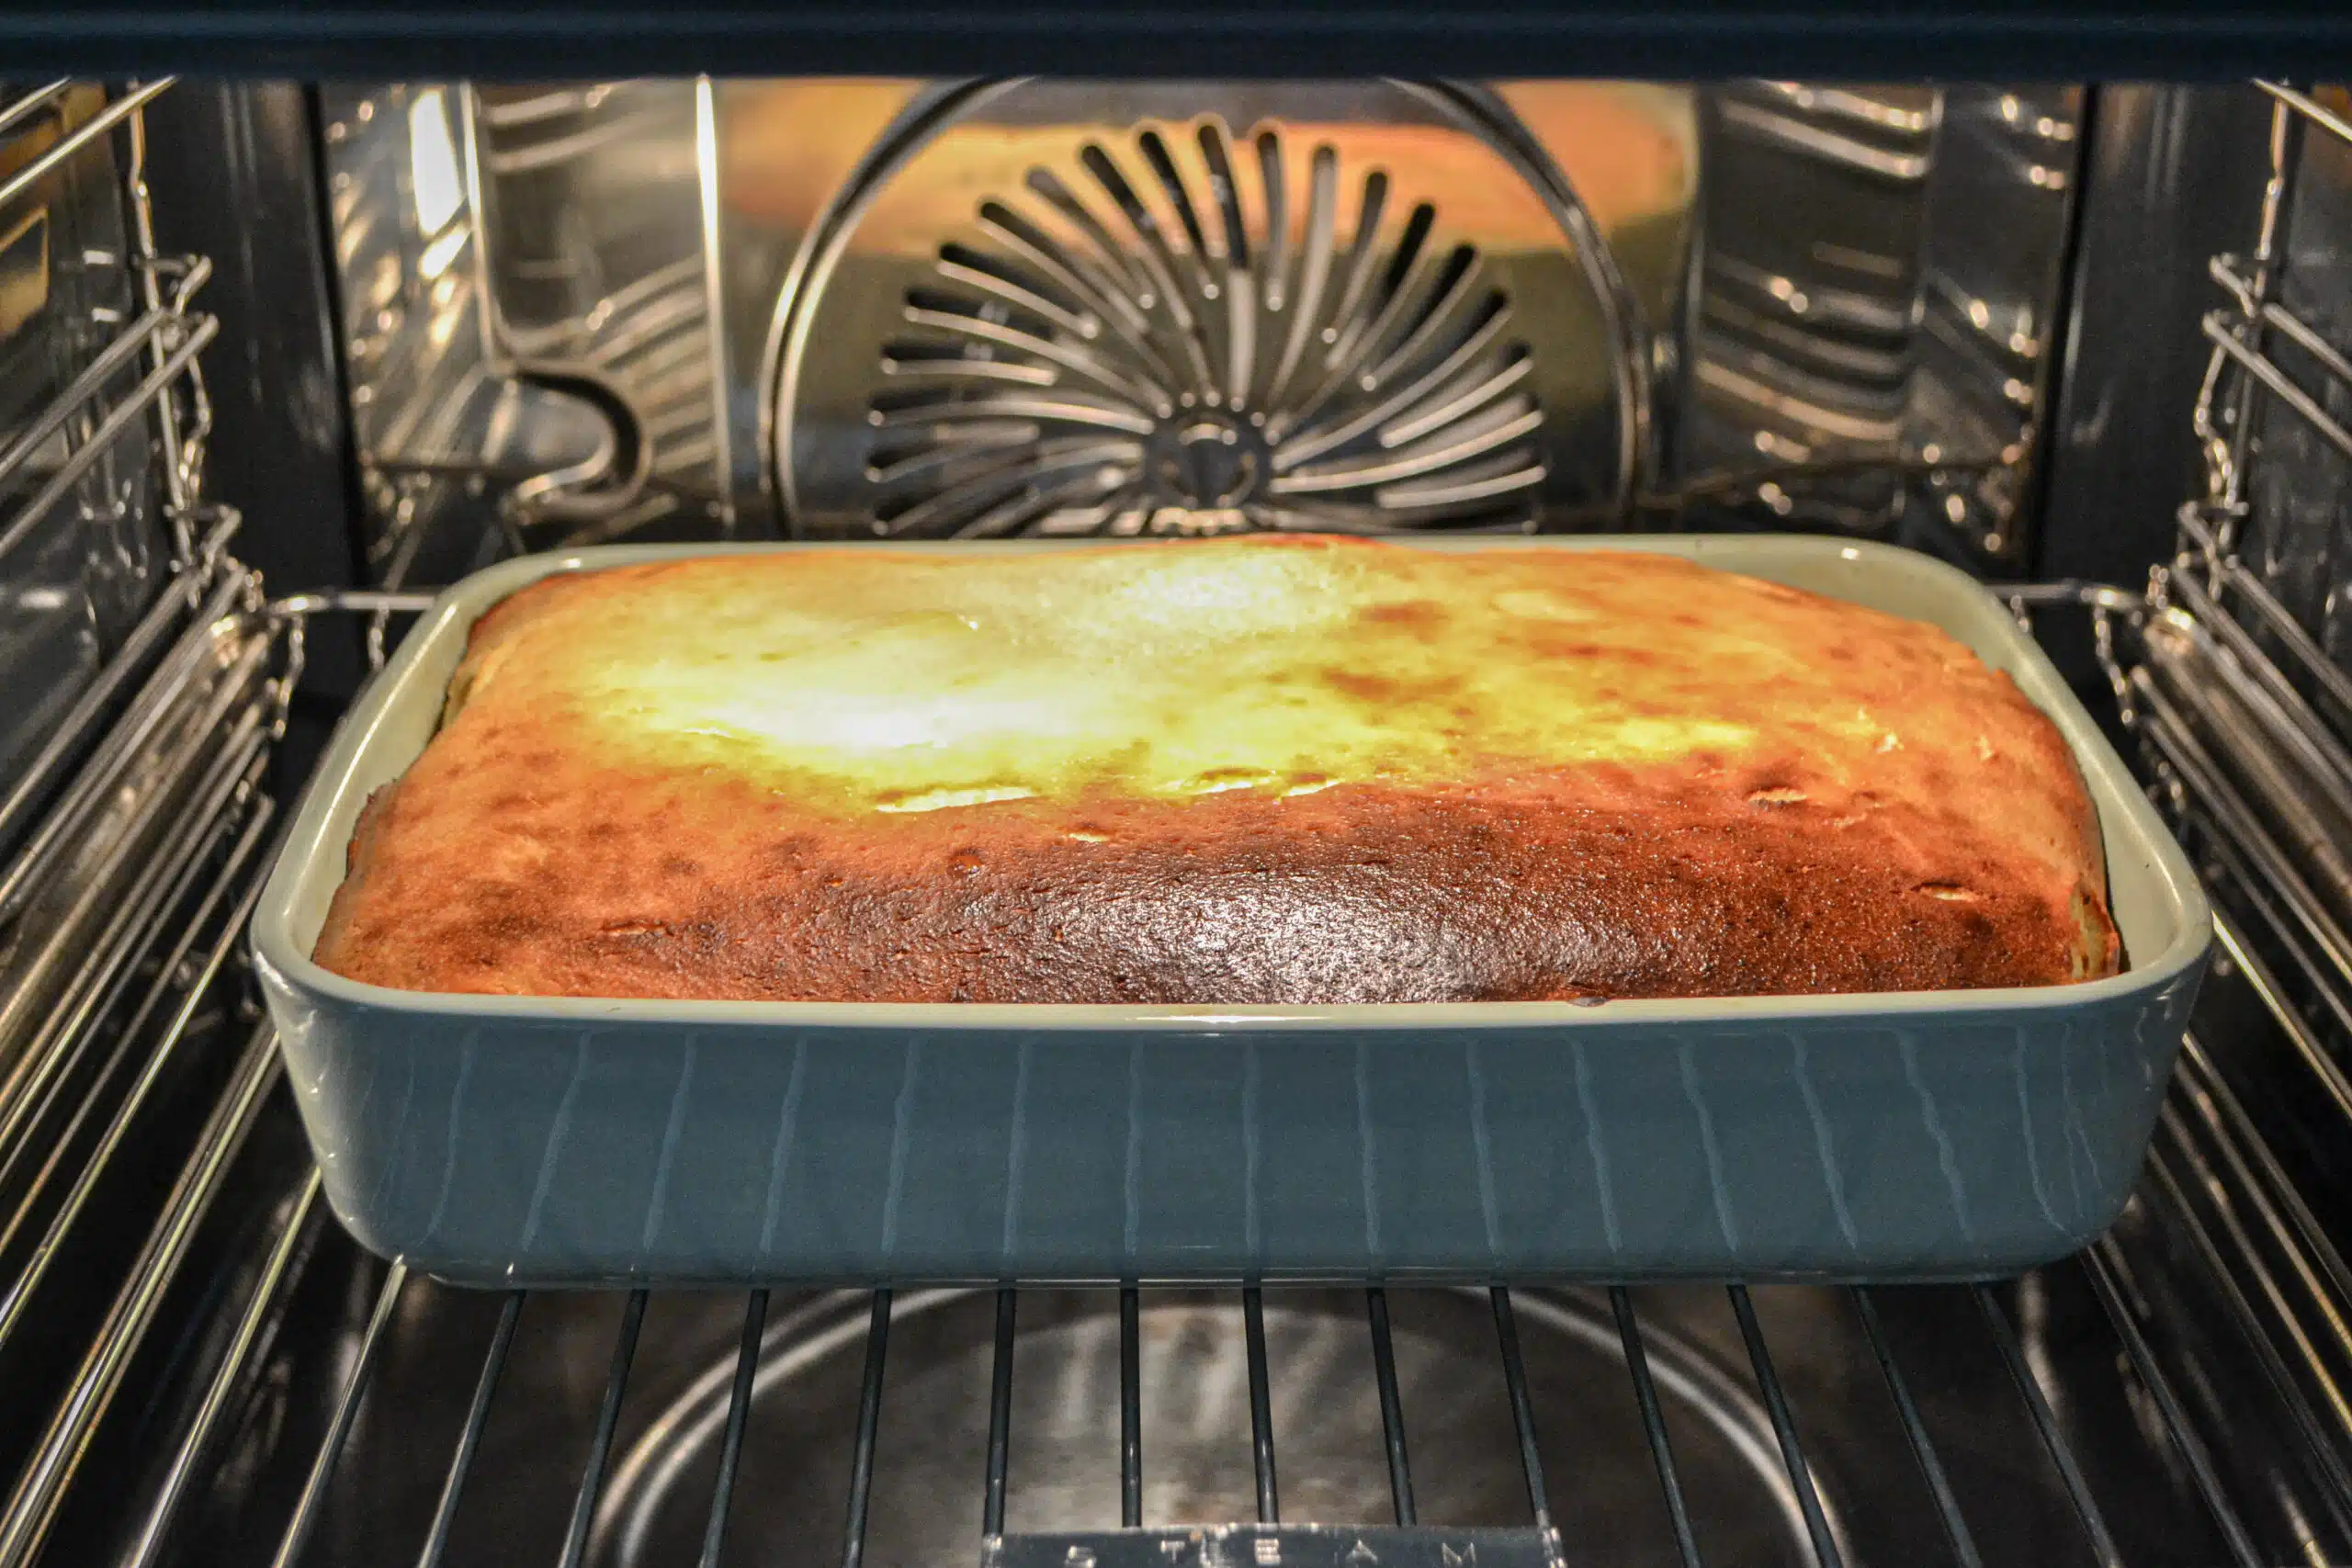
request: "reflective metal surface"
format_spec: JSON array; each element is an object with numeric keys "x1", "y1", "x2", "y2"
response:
[
  {"x1": 771, "y1": 81, "x2": 1647, "y2": 536},
  {"x1": 1913, "y1": 85, "x2": 2084, "y2": 561},
  {"x1": 1679, "y1": 83, "x2": 2083, "y2": 556},
  {"x1": 0, "y1": 83, "x2": 180, "y2": 799},
  {"x1": 321, "y1": 77, "x2": 2083, "y2": 559},
  {"x1": 25, "y1": 66, "x2": 2352, "y2": 1568},
  {"x1": 104, "y1": 1220, "x2": 2350, "y2": 1568},
  {"x1": 322, "y1": 80, "x2": 733, "y2": 592},
  {"x1": 2037, "y1": 86, "x2": 2272, "y2": 594},
  {"x1": 1684, "y1": 82, "x2": 1939, "y2": 531},
  {"x1": 2220, "y1": 85, "x2": 2352, "y2": 671},
  {"x1": 590, "y1": 1290, "x2": 1826, "y2": 1567}
]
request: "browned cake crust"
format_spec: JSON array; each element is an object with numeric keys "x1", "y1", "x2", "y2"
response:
[{"x1": 314, "y1": 538, "x2": 2119, "y2": 1004}]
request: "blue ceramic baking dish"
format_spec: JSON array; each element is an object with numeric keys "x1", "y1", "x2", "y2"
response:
[{"x1": 252, "y1": 535, "x2": 2211, "y2": 1286}]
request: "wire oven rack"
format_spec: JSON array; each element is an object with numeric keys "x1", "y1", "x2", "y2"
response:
[{"x1": 11, "y1": 78, "x2": 2352, "y2": 1568}]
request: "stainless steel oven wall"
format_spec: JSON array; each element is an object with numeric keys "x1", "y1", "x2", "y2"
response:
[
  {"x1": 1679, "y1": 84, "x2": 2082, "y2": 561},
  {"x1": 320, "y1": 78, "x2": 2083, "y2": 572},
  {"x1": 321, "y1": 80, "x2": 735, "y2": 596},
  {"x1": 763, "y1": 80, "x2": 1674, "y2": 538},
  {"x1": 0, "y1": 85, "x2": 177, "y2": 800}
]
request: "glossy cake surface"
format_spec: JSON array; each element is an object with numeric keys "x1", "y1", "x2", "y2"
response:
[{"x1": 313, "y1": 537, "x2": 2118, "y2": 1003}]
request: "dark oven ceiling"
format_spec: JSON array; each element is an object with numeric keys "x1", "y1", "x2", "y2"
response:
[{"x1": 9, "y1": 1, "x2": 2352, "y2": 77}]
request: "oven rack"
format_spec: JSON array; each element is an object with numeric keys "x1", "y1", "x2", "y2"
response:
[
  {"x1": 0, "y1": 536, "x2": 282, "y2": 1567},
  {"x1": 2180, "y1": 83, "x2": 2352, "y2": 729},
  {"x1": 8, "y1": 74, "x2": 2352, "y2": 1568},
  {"x1": 0, "y1": 78, "x2": 219, "y2": 570},
  {"x1": 0, "y1": 579, "x2": 2329, "y2": 1568},
  {"x1": 8, "y1": 511, "x2": 2352, "y2": 1566},
  {"x1": 0, "y1": 73, "x2": 292, "y2": 1568}
]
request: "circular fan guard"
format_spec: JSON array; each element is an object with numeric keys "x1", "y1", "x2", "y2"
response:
[
  {"x1": 868, "y1": 121, "x2": 1537, "y2": 537},
  {"x1": 770, "y1": 85, "x2": 1639, "y2": 539}
]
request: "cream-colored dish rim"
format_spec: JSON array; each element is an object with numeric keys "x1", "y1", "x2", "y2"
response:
[{"x1": 252, "y1": 533, "x2": 2211, "y2": 1031}]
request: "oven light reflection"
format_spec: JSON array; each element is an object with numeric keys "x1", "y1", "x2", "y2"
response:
[{"x1": 407, "y1": 88, "x2": 465, "y2": 239}]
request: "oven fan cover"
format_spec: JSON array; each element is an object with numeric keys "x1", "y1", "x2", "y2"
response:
[{"x1": 769, "y1": 82, "x2": 1644, "y2": 539}]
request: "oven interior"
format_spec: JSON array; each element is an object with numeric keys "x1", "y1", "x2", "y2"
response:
[{"x1": 2, "y1": 73, "x2": 2350, "y2": 1568}]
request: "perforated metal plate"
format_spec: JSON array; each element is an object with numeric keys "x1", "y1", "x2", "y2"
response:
[{"x1": 769, "y1": 82, "x2": 1645, "y2": 538}]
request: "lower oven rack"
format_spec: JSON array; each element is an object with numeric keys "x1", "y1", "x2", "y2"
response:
[
  {"x1": 0, "y1": 581, "x2": 2340, "y2": 1568},
  {"x1": 15, "y1": 72, "x2": 2352, "y2": 1568}
]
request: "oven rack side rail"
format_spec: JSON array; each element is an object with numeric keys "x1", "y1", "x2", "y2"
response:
[
  {"x1": 9, "y1": 74, "x2": 2352, "y2": 1568},
  {"x1": 0, "y1": 70, "x2": 303, "y2": 1568}
]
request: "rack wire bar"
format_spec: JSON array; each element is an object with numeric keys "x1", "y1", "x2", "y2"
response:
[
  {"x1": 2221, "y1": 263, "x2": 2352, "y2": 402},
  {"x1": 2141, "y1": 626, "x2": 2352, "y2": 922},
  {"x1": 560, "y1": 1290, "x2": 648, "y2": 1568},
  {"x1": 2131, "y1": 676, "x2": 2352, "y2": 981},
  {"x1": 2192, "y1": 813, "x2": 2352, "y2": 1048},
  {"x1": 0, "y1": 1020, "x2": 287, "y2": 1568},
  {"x1": 2220, "y1": 570, "x2": 2352, "y2": 742},
  {"x1": 2139, "y1": 604, "x2": 2352, "y2": 1021},
  {"x1": 2180, "y1": 996, "x2": 2352, "y2": 1316},
  {"x1": 0, "y1": 312, "x2": 221, "y2": 563},
  {"x1": 124, "y1": 1171, "x2": 326, "y2": 1568},
  {"x1": 268, "y1": 1262, "x2": 410, "y2": 1568},
  {"x1": 0, "y1": 566, "x2": 254, "y2": 930},
  {"x1": 2164, "y1": 570, "x2": 2352, "y2": 810},
  {"x1": 1998, "y1": 579, "x2": 2144, "y2": 614},
  {"x1": 0, "y1": 716, "x2": 266, "y2": 1217},
  {"x1": 2154, "y1": 1063, "x2": 2352, "y2": 1483},
  {"x1": 2258, "y1": 81, "x2": 2352, "y2": 149},
  {"x1": 0, "y1": 836, "x2": 232, "y2": 1232},
  {"x1": 1849, "y1": 1290, "x2": 1981, "y2": 1568},
  {"x1": 267, "y1": 588, "x2": 443, "y2": 619},
  {"x1": 125, "y1": 107, "x2": 207, "y2": 544},
  {"x1": 2211, "y1": 88, "x2": 2306, "y2": 520},
  {"x1": 2157, "y1": 576, "x2": 2352, "y2": 803},
  {"x1": 1608, "y1": 1290, "x2": 1703, "y2": 1568},
  {"x1": 0, "y1": 279, "x2": 209, "y2": 501},
  {"x1": 2139, "y1": 1142, "x2": 2352, "y2": 1534},
  {"x1": 2217, "y1": 564, "x2": 2352, "y2": 745},
  {"x1": 416, "y1": 1292, "x2": 525, "y2": 1568},
  {"x1": 0, "y1": 81, "x2": 73, "y2": 141},
  {"x1": 1364, "y1": 1289, "x2": 1417, "y2": 1528},
  {"x1": 0, "y1": 78, "x2": 172, "y2": 213},
  {"x1": 0, "y1": 657, "x2": 267, "y2": 1066},
  {"x1": 1488, "y1": 1289, "x2": 1555, "y2": 1537},
  {"x1": 1726, "y1": 1287, "x2": 1843, "y2": 1568},
  {"x1": 699, "y1": 1291, "x2": 768, "y2": 1568},
  {"x1": 2200, "y1": 311, "x2": 2352, "y2": 468},
  {"x1": 0, "y1": 510, "x2": 238, "y2": 855},
  {"x1": 842, "y1": 1291, "x2": 892, "y2": 1568},
  {"x1": 2168, "y1": 502, "x2": 2352, "y2": 750},
  {"x1": 2153, "y1": 1090, "x2": 2352, "y2": 1520},
  {"x1": 0, "y1": 794, "x2": 265, "y2": 1319},
  {"x1": 0, "y1": 643, "x2": 259, "y2": 995},
  {"x1": 2077, "y1": 1247, "x2": 2266, "y2": 1568},
  {"x1": 1243, "y1": 1287, "x2": 1279, "y2": 1524},
  {"x1": 984, "y1": 1289, "x2": 1016, "y2": 1538},
  {"x1": 1120, "y1": 1286, "x2": 1142, "y2": 1529},
  {"x1": 0, "y1": 796, "x2": 273, "y2": 1353},
  {"x1": 1974, "y1": 1287, "x2": 2124, "y2": 1568}
]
